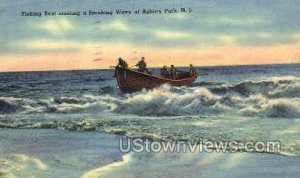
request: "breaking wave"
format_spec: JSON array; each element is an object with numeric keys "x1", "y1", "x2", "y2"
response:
[
  {"x1": 1, "y1": 76, "x2": 300, "y2": 157},
  {"x1": 113, "y1": 85, "x2": 230, "y2": 116},
  {"x1": 240, "y1": 97, "x2": 300, "y2": 118},
  {"x1": 0, "y1": 76, "x2": 299, "y2": 118},
  {"x1": 209, "y1": 76, "x2": 298, "y2": 96},
  {"x1": 1, "y1": 68, "x2": 300, "y2": 158}
]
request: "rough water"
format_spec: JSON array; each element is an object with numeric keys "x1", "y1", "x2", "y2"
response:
[{"x1": 1, "y1": 64, "x2": 300, "y2": 157}]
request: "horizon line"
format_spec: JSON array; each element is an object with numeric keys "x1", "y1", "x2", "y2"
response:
[{"x1": 0, "y1": 62, "x2": 299, "y2": 74}]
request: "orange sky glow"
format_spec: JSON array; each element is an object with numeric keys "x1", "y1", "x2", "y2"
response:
[{"x1": 1, "y1": 42, "x2": 299, "y2": 72}]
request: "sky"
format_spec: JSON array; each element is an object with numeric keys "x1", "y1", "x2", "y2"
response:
[{"x1": 0, "y1": 0, "x2": 299, "y2": 72}]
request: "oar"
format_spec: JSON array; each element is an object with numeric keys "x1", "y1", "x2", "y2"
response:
[{"x1": 110, "y1": 65, "x2": 136, "y2": 70}]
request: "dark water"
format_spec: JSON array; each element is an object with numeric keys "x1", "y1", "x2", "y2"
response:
[{"x1": 1, "y1": 64, "x2": 300, "y2": 156}]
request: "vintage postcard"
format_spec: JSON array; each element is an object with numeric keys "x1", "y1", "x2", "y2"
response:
[{"x1": 0, "y1": 0, "x2": 299, "y2": 178}]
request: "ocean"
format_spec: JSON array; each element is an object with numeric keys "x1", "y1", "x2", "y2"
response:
[{"x1": 1, "y1": 64, "x2": 300, "y2": 177}]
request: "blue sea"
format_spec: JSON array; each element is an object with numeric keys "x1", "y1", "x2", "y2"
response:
[{"x1": 1, "y1": 64, "x2": 300, "y2": 177}]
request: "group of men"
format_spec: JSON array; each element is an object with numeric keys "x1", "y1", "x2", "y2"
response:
[
  {"x1": 116, "y1": 57, "x2": 148, "y2": 72},
  {"x1": 160, "y1": 64, "x2": 196, "y2": 79},
  {"x1": 160, "y1": 65, "x2": 178, "y2": 79},
  {"x1": 116, "y1": 57, "x2": 196, "y2": 79}
]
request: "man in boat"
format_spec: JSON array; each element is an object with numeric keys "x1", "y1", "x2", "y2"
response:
[
  {"x1": 189, "y1": 64, "x2": 196, "y2": 76},
  {"x1": 116, "y1": 57, "x2": 128, "y2": 68},
  {"x1": 135, "y1": 57, "x2": 148, "y2": 73},
  {"x1": 160, "y1": 66, "x2": 169, "y2": 78},
  {"x1": 170, "y1": 65, "x2": 178, "y2": 79}
]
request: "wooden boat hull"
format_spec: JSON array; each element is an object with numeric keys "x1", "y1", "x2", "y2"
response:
[{"x1": 115, "y1": 67, "x2": 198, "y2": 93}]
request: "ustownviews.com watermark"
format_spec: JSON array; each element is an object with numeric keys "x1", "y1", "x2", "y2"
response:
[{"x1": 119, "y1": 138, "x2": 281, "y2": 153}]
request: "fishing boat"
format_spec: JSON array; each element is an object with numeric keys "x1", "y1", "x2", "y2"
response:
[{"x1": 115, "y1": 67, "x2": 198, "y2": 93}]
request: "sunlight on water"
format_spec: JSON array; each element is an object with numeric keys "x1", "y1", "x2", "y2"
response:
[
  {"x1": 82, "y1": 153, "x2": 132, "y2": 178},
  {"x1": 220, "y1": 153, "x2": 248, "y2": 169},
  {"x1": 0, "y1": 154, "x2": 48, "y2": 178},
  {"x1": 197, "y1": 152, "x2": 224, "y2": 166}
]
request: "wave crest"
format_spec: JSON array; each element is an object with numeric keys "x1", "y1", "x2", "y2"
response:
[
  {"x1": 114, "y1": 85, "x2": 229, "y2": 116},
  {"x1": 1, "y1": 76, "x2": 300, "y2": 118}
]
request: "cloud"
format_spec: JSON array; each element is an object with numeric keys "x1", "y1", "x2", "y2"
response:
[
  {"x1": 1, "y1": 0, "x2": 300, "y2": 70},
  {"x1": 18, "y1": 39, "x2": 97, "y2": 54},
  {"x1": 22, "y1": 39, "x2": 78, "y2": 50},
  {"x1": 0, "y1": 39, "x2": 78, "y2": 55},
  {"x1": 202, "y1": 16, "x2": 264, "y2": 26},
  {"x1": 103, "y1": 19, "x2": 131, "y2": 31},
  {"x1": 154, "y1": 29, "x2": 193, "y2": 40},
  {"x1": 218, "y1": 35, "x2": 236, "y2": 45},
  {"x1": 294, "y1": 33, "x2": 300, "y2": 41},
  {"x1": 219, "y1": 17, "x2": 263, "y2": 25},
  {"x1": 93, "y1": 58, "x2": 102, "y2": 62},
  {"x1": 37, "y1": 18, "x2": 74, "y2": 35},
  {"x1": 169, "y1": 13, "x2": 188, "y2": 21},
  {"x1": 237, "y1": 33, "x2": 298, "y2": 46},
  {"x1": 257, "y1": 32, "x2": 271, "y2": 38}
]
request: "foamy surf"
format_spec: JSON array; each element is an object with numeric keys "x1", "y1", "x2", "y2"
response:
[
  {"x1": 1, "y1": 76, "x2": 300, "y2": 117},
  {"x1": 1, "y1": 67, "x2": 300, "y2": 157}
]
